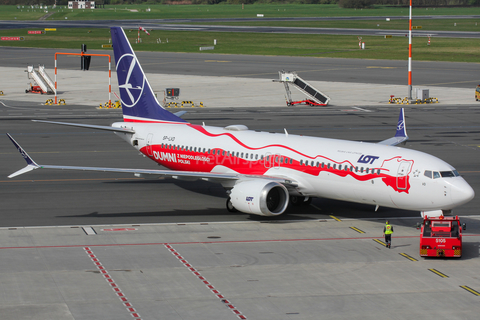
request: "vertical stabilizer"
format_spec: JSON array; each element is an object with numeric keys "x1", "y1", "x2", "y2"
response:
[{"x1": 110, "y1": 27, "x2": 186, "y2": 123}]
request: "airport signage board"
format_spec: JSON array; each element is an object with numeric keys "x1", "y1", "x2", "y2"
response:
[
  {"x1": 44, "y1": 28, "x2": 57, "y2": 31},
  {"x1": 1, "y1": 37, "x2": 24, "y2": 41},
  {"x1": 28, "y1": 30, "x2": 45, "y2": 34}
]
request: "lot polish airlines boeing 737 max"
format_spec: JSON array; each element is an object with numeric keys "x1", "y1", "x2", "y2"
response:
[{"x1": 7, "y1": 27, "x2": 474, "y2": 217}]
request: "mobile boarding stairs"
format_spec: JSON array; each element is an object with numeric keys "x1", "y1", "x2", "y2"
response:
[
  {"x1": 26, "y1": 65, "x2": 56, "y2": 94},
  {"x1": 275, "y1": 71, "x2": 330, "y2": 106}
]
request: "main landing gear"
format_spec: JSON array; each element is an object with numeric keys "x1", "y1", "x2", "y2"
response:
[
  {"x1": 226, "y1": 197, "x2": 237, "y2": 212},
  {"x1": 290, "y1": 196, "x2": 312, "y2": 206}
]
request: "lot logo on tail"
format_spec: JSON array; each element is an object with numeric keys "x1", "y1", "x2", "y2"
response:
[{"x1": 117, "y1": 53, "x2": 145, "y2": 108}]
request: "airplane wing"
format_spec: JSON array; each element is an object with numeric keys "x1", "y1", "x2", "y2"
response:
[
  {"x1": 6, "y1": 133, "x2": 294, "y2": 186},
  {"x1": 378, "y1": 108, "x2": 408, "y2": 146}
]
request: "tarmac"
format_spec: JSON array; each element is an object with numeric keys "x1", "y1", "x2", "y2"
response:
[
  {"x1": 1, "y1": 65, "x2": 480, "y2": 319},
  {"x1": 1, "y1": 217, "x2": 479, "y2": 320},
  {"x1": 0, "y1": 66, "x2": 475, "y2": 108}
]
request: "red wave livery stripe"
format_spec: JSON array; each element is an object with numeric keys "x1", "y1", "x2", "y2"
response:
[{"x1": 141, "y1": 143, "x2": 411, "y2": 193}]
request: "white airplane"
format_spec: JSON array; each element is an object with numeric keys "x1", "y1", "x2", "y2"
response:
[{"x1": 7, "y1": 27, "x2": 474, "y2": 218}]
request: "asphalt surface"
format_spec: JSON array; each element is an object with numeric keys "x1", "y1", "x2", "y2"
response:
[
  {"x1": 1, "y1": 47, "x2": 480, "y2": 89},
  {"x1": 2, "y1": 16, "x2": 480, "y2": 38},
  {"x1": 2, "y1": 103, "x2": 479, "y2": 227},
  {"x1": 1, "y1": 26, "x2": 480, "y2": 320}
]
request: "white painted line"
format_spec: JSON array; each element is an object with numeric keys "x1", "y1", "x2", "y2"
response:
[
  {"x1": 82, "y1": 227, "x2": 97, "y2": 235},
  {"x1": 353, "y1": 107, "x2": 372, "y2": 112}
]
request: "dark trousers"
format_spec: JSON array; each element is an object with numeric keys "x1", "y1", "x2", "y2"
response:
[{"x1": 385, "y1": 234, "x2": 392, "y2": 245}]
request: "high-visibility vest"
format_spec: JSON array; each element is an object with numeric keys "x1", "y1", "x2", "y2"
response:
[{"x1": 385, "y1": 224, "x2": 393, "y2": 235}]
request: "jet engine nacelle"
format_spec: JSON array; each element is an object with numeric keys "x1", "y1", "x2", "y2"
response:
[{"x1": 230, "y1": 180, "x2": 289, "y2": 216}]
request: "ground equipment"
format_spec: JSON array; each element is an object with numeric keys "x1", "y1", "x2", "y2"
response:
[
  {"x1": 274, "y1": 71, "x2": 330, "y2": 106},
  {"x1": 419, "y1": 215, "x2": 465, "y2": 258}
]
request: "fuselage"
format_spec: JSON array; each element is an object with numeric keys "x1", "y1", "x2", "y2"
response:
[{"x1": 113, "y1": 121, "x2": 475, "y2": 213}]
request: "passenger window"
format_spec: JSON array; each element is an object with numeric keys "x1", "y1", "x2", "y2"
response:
[
  {"x1": 333, "y1": 164, "x2": 336, "y2": 170},
  {"x1": 327, "y1": 163, "x2": 330, "y2": 169},
  {"x1": 433, "y1": 171, "x2": 441, "y2": 179},
  {"x1": 339, "y1": 165, "x2": 342, "y2": 170},
  {"x1": 316, "y1": 162, "x2": 319, "y2": 167},
  {"x1": 424, "y1": 170, "x2": 432, "y2": 179},
  {"x1": 255, "y1": 154, "x2": 258, "y2": 160},
  {"x1": 300, "y1": 160, "x2": 303, "y2": 165},
  {"x1": 366, "y1": 168, "x2": 369, "y2": 173},
  {"x1": 290, "y1": 158, "x2": 292, "y2": 164}
]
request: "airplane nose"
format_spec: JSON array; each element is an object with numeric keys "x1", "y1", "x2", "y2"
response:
[{"x1": 451, "y1": 178, "x2": 475, "y2": 207}]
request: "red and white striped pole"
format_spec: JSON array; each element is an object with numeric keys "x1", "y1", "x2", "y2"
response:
[{"x1": 407, "y1": 0, "x2": 413, "y2": 99}]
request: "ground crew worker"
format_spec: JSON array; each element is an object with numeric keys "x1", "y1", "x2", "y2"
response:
[{"x1": 383, "y1": 220, "x2": 394, "y2": 248}]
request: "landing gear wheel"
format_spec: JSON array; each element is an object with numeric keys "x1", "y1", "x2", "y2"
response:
[
  {"x1": 226, "y1": 197, "x2": 237, "y2": 212},
  {"x1": 303, "y1": 196, "x2": 312, "y2": 206},
  {"x1": 290, "y1": 196, "x2": 305, "y2": 206}
]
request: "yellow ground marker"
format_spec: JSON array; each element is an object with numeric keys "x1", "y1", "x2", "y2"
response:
[
  {"x1": 399, "y1": 253, "x2": 418, "y2": 261},
  {"x1": 329, "y1": 215, "x2": 342, "y2": 222},
  {"x1": 349, "y1": 227, "x2": 365, "y2": 234},
  {"x1": 428, "y1": 269, "x2": 448, "y2": 278},
  {"x1": 460, "y1": 286, "x2": 480, "y2": 296},
  {"x1": 373, "y1": 239, "x2": 386, "y2": 247}
]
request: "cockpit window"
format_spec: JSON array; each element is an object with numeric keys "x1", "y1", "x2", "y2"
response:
[
  {"x1": 433, "y1": 171, "x2": 441, "y2": 179},
  {"x1": 441, "y1": 171, "x2": 459, "y2": 178},
  {"x1": 424, "y1": 170, "x2": 432, "y2": 179}
]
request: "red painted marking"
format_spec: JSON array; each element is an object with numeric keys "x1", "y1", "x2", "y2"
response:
[
  {"x1": 128, "y1": 307, "x2": 136, "y2": 312},
  {"x1": 107, "y1": 278, "x2": 114, "y2": 283},
  {"x1": 98, "y1": 266, "x2": 105, "y2": 270},
  {"x1": 110, "y1": 283, "x2": 117, "y2": 287},
  {"x1": 89, "y1": 254, "x2": 95, "y2": 258},
  {"x1": 180, "y1": 259, "x2": 187, "y2": 263},
  {"x1": 117, "y1": 292, "x2": 125, "y2": 297},
  {"x1": 104, "y1": 274, "x2": 110, "y2": 278},
  {"x1": 92, "y1": 258, "x2": 98, "y2": 262},
  {"x1": 102, "y1": 228, "x2": 137, "y2": 232},
  {"x1": 176, "y1": 256, "x2": 183, "y2": 259},
  {"x1": 95, "y1": 261, "x2": 101, "y2": 265},
  {"x1": 124, "y1": 303, "x2": 132, "y2": 307},
  {"x1": 101, "y1": 269, "x2": 107, "y2": 273},
  {"x1": 131, "y1": 313, "x2": 140, "y2": 318},
  {"x1": 114, "y1": 288, "x2": 121, "y2": 292},
  {"x1": 165, "y1": 244, "x2": 247, "y2": 319},
  {"x1": 121, "y1": 297, "x2": 128, "y2": 302},
  {"x1": 239, "y1": 315, "x2": 247, "y2": 319},
  {"x1": 1, "y1": 36, "x2": 21, "y2": 40}
]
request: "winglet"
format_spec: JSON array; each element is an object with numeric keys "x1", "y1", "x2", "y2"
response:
[
  {"x1": 6, "y1": 133, "x2": 40, "y2": 178},
  {"x1": 378, "y1": 108, "x2": 409, "y2": 146}
]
